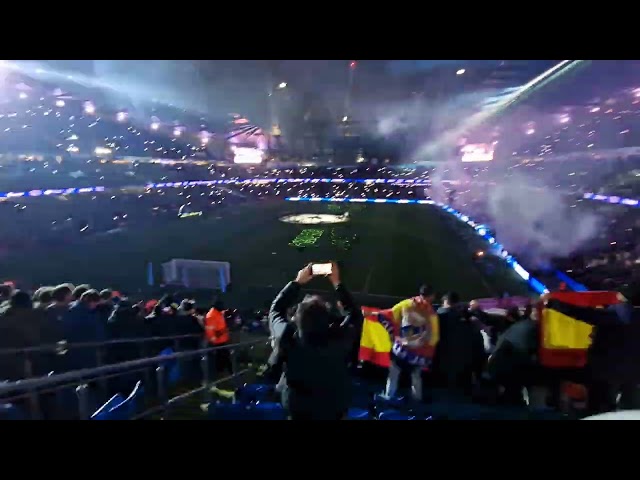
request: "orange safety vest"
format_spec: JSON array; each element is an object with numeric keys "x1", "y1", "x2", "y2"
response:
[{"x1": 205, "y1": 308, "x2": 230, "y2": 345}]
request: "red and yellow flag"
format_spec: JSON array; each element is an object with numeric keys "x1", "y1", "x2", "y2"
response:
[
  {"x1": 358, "y1": 298, "x2": 439, "y2": 368},
  {"x1": 539, "y1": 290, "x2": 620, "y2": 368},
  {"x1": 359, "y1": 307, "x2": 394, "y2": 368}
]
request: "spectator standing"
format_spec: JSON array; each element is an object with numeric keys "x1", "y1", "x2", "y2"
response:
[
  {"x1": 432, "y1": 292, "x2": 486, "y2": 400},
  {"x1": 268, "y1": 263, "x2": 363, "y2": 420}
]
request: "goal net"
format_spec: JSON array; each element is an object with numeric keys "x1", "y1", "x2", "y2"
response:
[{"x1": 162, "y1": 259, "x2": 231, "y2": 291}]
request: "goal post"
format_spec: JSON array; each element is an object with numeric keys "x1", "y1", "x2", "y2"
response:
[{"x1": 161, "y1": 259, "x2": 231, "y2": 292}]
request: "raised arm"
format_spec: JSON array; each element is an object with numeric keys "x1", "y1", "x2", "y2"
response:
[
  {"x1": 331, "y1": 263, "x2": 364, "y2": 332},
  {"x1": 546, "y1": 298, "x2": 624, "y2": 327},
  {"x1": 269, "y1": 265, "x2": 313, "y2": 340},
  {"x1": 469, "y1": 301, "x2": 501, "y2": 330}
]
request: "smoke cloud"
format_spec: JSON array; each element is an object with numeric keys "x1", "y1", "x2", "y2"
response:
[
  {"x1": 367, "y1": 90, "x2": 603, "y2": 266},
  {"x1": 485, "y1": 172, "x2": 601, "y2": 266}
]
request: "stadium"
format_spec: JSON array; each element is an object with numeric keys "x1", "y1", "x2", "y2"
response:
[{"x1": 0, "y1": 60, "x2": 639, "y2": 421}]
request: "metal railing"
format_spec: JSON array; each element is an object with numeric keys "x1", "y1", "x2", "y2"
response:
[
  {"x1": 0, "y1": 333, "x2": 204, "y2": 381},
  {"x1": 0, "y1": 337, "x2": 271, "y2": 420}
]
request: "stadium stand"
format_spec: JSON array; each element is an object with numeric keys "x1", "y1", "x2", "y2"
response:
[{"x1": 2, "y1": 61, "x2": 640, "y2": 419}]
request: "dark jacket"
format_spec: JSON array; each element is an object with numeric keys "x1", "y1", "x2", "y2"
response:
[
  {"x1": 268, "y1": 281, "x2": 364, "y2": 419},
  {"x1": 175, "y1": 311, "x2": 204, "y2": 351},
  {"x1": 547, "y1": 299, "x2": 640, "y2": 383},
  {"x1": 486, "y1": 318, "x2": 538, "y2": 382},
  {"x1": 144, "y1": 307, "x2": 178, "y2": 354},
  {"x1": 95, "y1": 301, "x2": 114, "y2": 326},
  {"x1": 432, "y1": 305, "x2": 486, "y2": 391},
  {"x1": 471, "y1": 309, "x2": 511, "y2": 348},
  {"x1": 107, "y1": 302, "x2": 147, "y2": 364},
  {"x1": 0, "y1": 306, "x2": 62, "y2": 380},
  {"x1": 46, "y1": 303, "x2": 70, "y2": 323},
  {"x1": 62, "y1": 301, "x2": 106, "y2": 371}
]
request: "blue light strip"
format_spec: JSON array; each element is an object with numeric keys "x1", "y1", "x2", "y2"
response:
[
  {"x1": 583, "y1": 192, "x2": 639, "y2": 207},
  {"x1": 144, "y1": 178, "x2": 431, "y2": 188},
  {"x1": 554, "y1": 270, "x2": 589, "y2": 292},
  {"x1": 0, "y1": 177, "x2": 429, "y2": 200},
  {"x1": 284, "y1": 196, "x2": 433, "y2": 205},
  {"x1": 285, "y1": 196, "x2": 549, "y2": 294},
  {"x1": 0, "y1": 186, "x2": 105, "y2": 199}
]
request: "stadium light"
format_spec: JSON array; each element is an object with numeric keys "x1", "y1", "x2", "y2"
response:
[
  {"x1": 277, "y1": 82, "x2": 287, "y2": 89},
  {"x1": 83, "y1": 101, "x2": 96, "y2": 115},
  {"x1": 150, "y1": 122, "x2": 160, "y2": 130},
  {"x1": 116, "y1": 111, "x2": 128, "y2": 122},
  {"x1": 173, "y1": 127, "x2": 182, "y2": 137},
  {"x1": 456, "y1": 69, "x2": 466, "y2": 75},
  {"x1": 18, "y1": 92, "x2": 28, "y2": 100},
  {"x1": 55, "y1": 99, "x2": 65, "y2": 108},
  {"x1": 94, "y1": 147, "x2": 112, "y2": 156}
]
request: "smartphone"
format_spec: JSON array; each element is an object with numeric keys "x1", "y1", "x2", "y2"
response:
[{"x1": 312, "y1": 263, "x2": 333, "y2": 276}]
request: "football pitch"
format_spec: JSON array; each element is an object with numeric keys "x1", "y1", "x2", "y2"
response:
[{"x1": 1, "y1": 200, "x2": 533, "y2": 309}]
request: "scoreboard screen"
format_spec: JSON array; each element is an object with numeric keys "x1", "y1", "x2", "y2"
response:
[
  {"x1": 232, "y1": 147, "x2": 264, "y2": 165},
  {"x1": 460, "y1": 143, "x2": 494, "y2": 163}
]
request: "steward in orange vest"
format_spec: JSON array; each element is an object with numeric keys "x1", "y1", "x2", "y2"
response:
[{"x1": 205, "y1": 302, "x2": 230, "y2": 345}]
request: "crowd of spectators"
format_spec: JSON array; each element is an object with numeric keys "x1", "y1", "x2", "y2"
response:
[
  {"x1": 0, "y1": 282, "x2": 214, "y2": 381},
  {"x1": 263, "y1": 264, "x2": 640, "y2": 419}
]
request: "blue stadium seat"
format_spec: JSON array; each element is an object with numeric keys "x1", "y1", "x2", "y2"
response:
[
  {"x1": 208, "y1": 402, "x2": 257, "y2": 420},
  {"x1": 235, "y1": 383, "x2": 274, "y2": 404},
  {"x1": 159, "y1": 348, "x2": 182, "y2": 386},
  {"x1": 346, "y1": 407, "x2": 371, "y2": 420},
  {"x1": 374, "y1": 393, "x2": 406, "y2": 409},
  {"x1": 252, "y1": 402, "x2": 287, "y2": 420},
  {"x1": 351, "y1": 390, "x2": 374, "y2": 409},
  {"x1": 0, "y1": 403, "x2": 26, "y2": 420},
  {"x1": 350, "y1": 380, "x2": 376, "y2": 409},
  {"x1": 108, "y1": 381, "x2": 144, "y2": 420},
  {"x1": 91, "y1": 394, "x2": 125, "y2": 420},
  {"x1": 208, "y1": 401, "x2": 286, "y2": 420},
  {"x1": 378, "y1": 409, "x2": 415, "y2": 420}
]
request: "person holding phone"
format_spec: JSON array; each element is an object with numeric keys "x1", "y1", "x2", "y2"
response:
[{"x1": 268, "y1": 262, "x2": 364, "y2": 420}]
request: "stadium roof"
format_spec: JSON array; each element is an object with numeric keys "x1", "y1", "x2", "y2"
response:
[{"x1": 1, "y1": 64, "x2": 260, "y2": 136}]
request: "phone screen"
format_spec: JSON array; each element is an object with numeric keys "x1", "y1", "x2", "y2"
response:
[{"x1": 312, "y1": 263, "x2": 332, "y2": 276}]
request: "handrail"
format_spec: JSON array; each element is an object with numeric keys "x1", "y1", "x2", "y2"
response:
[
  {"x1": 0, "y1": 338, "x2": 268, "y2": 396},
  {"x1": 0, "y1": 333, "x2": 204, "y2": 356}
]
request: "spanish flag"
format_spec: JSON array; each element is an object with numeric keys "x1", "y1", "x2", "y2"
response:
[
  {"x1": 358, "y1": 298, "x2": 439, "y2": 368},
  {"x1": 539, "y1": 290, "x2": 620, "y2": 368}
]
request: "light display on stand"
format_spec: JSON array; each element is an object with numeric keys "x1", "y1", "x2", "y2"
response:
[{"x1": 232, "y1": 146, "x2": 264, "y2": 165}]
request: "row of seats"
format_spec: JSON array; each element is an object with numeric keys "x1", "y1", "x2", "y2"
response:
[
  {"x1": 206, "y1": 382, "x2": 431, "y2": 421},
  {"x1": 207, "y1": 380, "x2": 568, "y2": 420},
  {"x1": 92, "y1": 381, "x2": 144, "y2": 420},
  {"x1": 86, "y1": 346, "x2": 185, "y2": 420},
  {"x1": 0, "y1": 346, "x2": 187, "y2": 420}
]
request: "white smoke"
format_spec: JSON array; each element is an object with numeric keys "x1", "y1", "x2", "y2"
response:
[
  {"x1": 485, "y1": 173, "x2": 601, "y2": 266},
  {"x1": 370, "y1": 90, "x2": 500, "y2": 163},
  {"x1": 369, "y1": 89, "x2": 604, "y2": 266}
]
